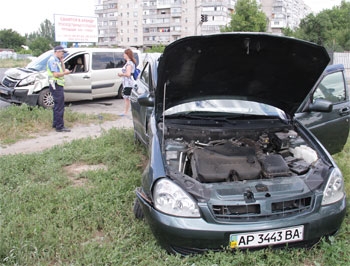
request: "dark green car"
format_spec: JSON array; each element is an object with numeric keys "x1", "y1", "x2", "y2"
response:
[{"x1": 130, "y1": 33, "x2": 348, "y2": 255}]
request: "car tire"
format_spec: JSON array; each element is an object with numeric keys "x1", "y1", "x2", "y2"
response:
[
  {"x1": 38, "y1": 88, "x2": 54, "y2": 109},
  {"x1": 133, "y1": 198, "x2": 144, "y2": 219},
  {"x1": 117, "y1": 85, "x2": 123, "y2": 99}
]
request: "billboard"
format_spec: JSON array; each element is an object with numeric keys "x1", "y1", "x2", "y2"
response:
[{"x1": 54, "y1": 14, "x2": 98, "y2": 43}]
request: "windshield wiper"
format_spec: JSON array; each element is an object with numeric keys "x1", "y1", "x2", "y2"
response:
[{"x1": 164, "y1": 113, "x2": 240, "y2": 126}]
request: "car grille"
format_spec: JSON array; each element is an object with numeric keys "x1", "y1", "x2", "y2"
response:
[
  {"x1": 211, "y1": 196, "x2": 313, "y2": 221},
  {"x1": 2, "y1": 77, "x2": 19, "y2": 88}
]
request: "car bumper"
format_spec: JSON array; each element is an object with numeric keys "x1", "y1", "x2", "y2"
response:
[
  {"x1": 0, "y1": 85, "x2": 38, "y2": 106},
  {"x1": 136, "y1": 188, "x2": 346, "y2": 255}
]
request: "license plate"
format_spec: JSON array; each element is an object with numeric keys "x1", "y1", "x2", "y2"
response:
[{"x1": 229, "y1": 225, "x2": 304, "y2": 248}]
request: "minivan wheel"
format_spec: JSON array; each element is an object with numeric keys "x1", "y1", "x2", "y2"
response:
[
  {"x1": 38, "y1": 88, "x2": 54, "y2": 109},
  {"x1": 117, "y1": 85, "x2": 123, "y2": 99},
  {"x1": 133, "y1": 198, "x2": 144, "y2": 219}
]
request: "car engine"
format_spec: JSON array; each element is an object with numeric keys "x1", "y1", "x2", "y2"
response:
[{"x1": 164, "y1": 128, "x2": 318, "y2": 183}]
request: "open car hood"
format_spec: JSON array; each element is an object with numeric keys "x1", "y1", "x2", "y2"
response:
[{"x1": 155, "y1": 33, "x2": 330, "y2": 119}]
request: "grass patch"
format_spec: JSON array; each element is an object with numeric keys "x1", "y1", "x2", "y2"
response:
[
  {"x1": 0, "y1": 59, "x2": 30, "y2": 68},
  {"x1": 0, "y1": 130, "x2": 349, "y2": 265},
  {"x1": 0, "y1": 104, "x2": 117, "y2": 145}
]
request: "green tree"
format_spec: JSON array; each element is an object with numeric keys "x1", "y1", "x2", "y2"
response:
[
  {"x1": 296, "y1": 12, "x2": 333, "y2": 45},
  {"x1": 283, "y1": 0, "x2": 350, "y2": 51},
  {"x1": 144, "y1": 44, "x2": 166, "y2": 53},
  {"x1": 38, "y1": 19, "x2": 55, "y2": 44},
  {"x1": 0, "y1": 29, "x2": 26, "y2": 51},
  {"x1": 28, "y1": 37, "x2": 51, "y2": 56},
  {"x1": 221, "y1": 0, "x2": 267, "y2": 32},
  {"x1": 26, "y1": 19, "x2": 57, "y2": 55}
]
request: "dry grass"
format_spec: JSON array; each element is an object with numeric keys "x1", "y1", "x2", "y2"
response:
[{"x1": 0, "y1": 58, "x2": 30, "y2": 68}]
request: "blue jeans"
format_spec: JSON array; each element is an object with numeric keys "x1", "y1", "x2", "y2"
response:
[{"x1": 49, "y1": 84, "x2": 65, "y2": 130}]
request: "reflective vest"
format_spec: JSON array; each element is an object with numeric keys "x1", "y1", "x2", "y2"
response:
[{"x1": 47, "y1": 58, "x2": 65, "y2": 86}]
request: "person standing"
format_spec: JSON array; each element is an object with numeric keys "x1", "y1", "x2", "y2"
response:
[
  {"x1": 47, "y1": 45, "x2": 71, "y2": 132},
  {"x1": 118, "y1": 49, "x2": 136, "y2": 116}
]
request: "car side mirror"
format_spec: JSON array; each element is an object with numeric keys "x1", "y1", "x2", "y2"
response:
[
  {"x1": 138, "y1": 93, "x2": 154, "y2": 107},
  {"x1": 308, "y1": 99, "x2": 333, "y2": 112}
]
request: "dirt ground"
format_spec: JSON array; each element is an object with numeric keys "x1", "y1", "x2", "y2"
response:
[{"x1": 0, "y1": 98, "x2": 133, "y2": 156}]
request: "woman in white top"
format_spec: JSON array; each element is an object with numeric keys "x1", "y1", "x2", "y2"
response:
[{"x1": 118, "y1": 49, "x2": 136, "y2": 116}]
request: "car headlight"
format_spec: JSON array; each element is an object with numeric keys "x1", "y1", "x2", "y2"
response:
[
  {"x1": 322, "y1": 168, "x2": 345, "y2": 206},
  {"x1": 153, "y1": 178, "x2": 200, "y2": 218},
  {"x1": 18, "y1": 75, "x2": 36, "y2": 86}
]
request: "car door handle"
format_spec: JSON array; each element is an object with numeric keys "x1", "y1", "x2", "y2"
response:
[
  {"x1": 82, "y1": 75, "x2": 90, "y2": 79},
  {"x1": 339, "y1": 106, "x2": 350, "y2": 116}
]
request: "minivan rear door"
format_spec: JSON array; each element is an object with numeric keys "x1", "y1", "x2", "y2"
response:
[{"x1": 90, "y1": 51, "x2": 124, "y2": 99}]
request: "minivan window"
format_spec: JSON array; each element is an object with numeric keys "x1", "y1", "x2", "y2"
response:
[
  {"x1": 66, "y1": 54, "x2": 88, "y2": 73},
  {"x1": 91, "y1": 52, "x2": 139, "y2": 70},
  {"x1": 92, "y1": 52, "x2": 115, "y2": 70}
]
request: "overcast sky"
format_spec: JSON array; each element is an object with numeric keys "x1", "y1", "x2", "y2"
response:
[
  {"x1": 0, "y1": 0, "x2": 345, "y2": 36},
  {"x1": 0, "y1": 0, "x2": 95, "y2": 35},
  {"x1": 303, "y1": 0, "x2": 343, "y2": 13}
]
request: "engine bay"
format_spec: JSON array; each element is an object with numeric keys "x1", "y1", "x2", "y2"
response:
[{"x1": 164, "y1": 126, "x2": 319, "y2": 183}]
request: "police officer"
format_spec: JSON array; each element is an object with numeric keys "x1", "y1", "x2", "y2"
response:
[{"x1": 47, "y1": 45, "x2": 71, "y2": 132}]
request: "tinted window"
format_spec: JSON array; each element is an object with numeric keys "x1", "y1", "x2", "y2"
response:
[
  {"x1": 92, "y1": 52, "x2": 115, "y2": 70},
  {"x1": 91, "y1": 51, "x2": 139, "y2": 70},
  {"x1": 115, "y1": 52, "x2": 125, "y2": 68},
  {"x1": 134, "y1": 53, "x2": 139, "y2": 66}
]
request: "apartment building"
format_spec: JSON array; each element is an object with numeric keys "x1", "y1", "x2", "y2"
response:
[
  {"x1": 94, "y1": 0, "x2": 311, "y2": 48},
  {"x1": 94, "y1": 0, "x2": 118, "y2": 46},
  {"x1": 94, "y1": 0, "x2": 143, "y2": 47},
  {"x1": 261, "y1": 0, "x2": 311, "y2": 34}
]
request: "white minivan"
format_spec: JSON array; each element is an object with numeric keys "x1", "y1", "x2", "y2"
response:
[{"x1": 0, "y1": 48, "x2": 142, "y2": 108}]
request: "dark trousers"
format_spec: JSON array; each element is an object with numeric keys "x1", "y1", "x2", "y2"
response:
[{"x1": 49, "y1": 84, "x2": 65, "y2": 130}]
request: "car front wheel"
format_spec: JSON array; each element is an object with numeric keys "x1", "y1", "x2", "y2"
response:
[{"x1": 38, "y1": 88, "x2": 54, "y2": 109}]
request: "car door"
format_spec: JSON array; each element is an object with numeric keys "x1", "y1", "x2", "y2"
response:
[
  {"x1": 64, "y1": 53, "x2": 92, "y2": 101},
  {"x1": 295, "y1": 64, "x2": 350, "y2": 154},
  {"x1": 130, "y1": 61, "x2": 154, "y2": 145}
]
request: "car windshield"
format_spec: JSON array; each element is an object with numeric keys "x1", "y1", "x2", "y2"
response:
[
  {"x1": 164, "y1": 99, "x2": 287, "y2": 120},
  {"x1": 26, "y1": 50, "x2": 69, "y2": 71}
]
